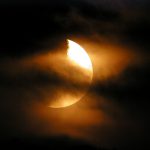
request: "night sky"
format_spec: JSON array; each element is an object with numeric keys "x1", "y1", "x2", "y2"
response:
[{"x1": 0, "y1": 0, "x2": 150, "y2": 149}]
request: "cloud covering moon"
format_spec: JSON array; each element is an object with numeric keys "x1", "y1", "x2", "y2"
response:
[{"x1": 49, "y1": 39, "x2": 93, "y2": 108}]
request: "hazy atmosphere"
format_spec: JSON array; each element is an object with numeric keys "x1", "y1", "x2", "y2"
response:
[{"x1": 0, "y1": 0, "x2": 149, "y2": 149}]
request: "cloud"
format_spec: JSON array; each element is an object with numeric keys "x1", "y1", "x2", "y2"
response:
[{"x1": 0, "y1": 0, "x2": 149, "y2": 149}]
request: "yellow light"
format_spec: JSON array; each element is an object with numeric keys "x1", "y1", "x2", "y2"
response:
[
  {"x1": 48, "y1": 39, "x2": 93, "y2": 108},
  {"x1": 67, "y1": 40, "x2": 93, "y2": 71}
]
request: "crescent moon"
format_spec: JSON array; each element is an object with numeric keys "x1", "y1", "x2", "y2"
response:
[{"x1": 49, "y1": 39, "x2": 93, "y2": 108}]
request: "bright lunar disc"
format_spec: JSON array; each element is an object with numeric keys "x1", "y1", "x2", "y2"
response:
[
  {"x1": 67, "y1": 40, "x2": 93, "y2": 72},
  {"x1": 49, "y1": 39, "x2": 93, "y2": 108}
]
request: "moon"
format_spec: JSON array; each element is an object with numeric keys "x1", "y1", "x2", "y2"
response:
[{"x1": 49, "y1": 39, "x2": 93, "y2": 108}]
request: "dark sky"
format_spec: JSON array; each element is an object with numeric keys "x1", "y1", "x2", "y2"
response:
[{"x1": 0, "y1": 0, "x2": 150, "y2": 149}]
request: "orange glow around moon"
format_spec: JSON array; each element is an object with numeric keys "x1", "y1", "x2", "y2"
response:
[{"x1": 49, "y1": 39, "x2": 93, "y2": 108}]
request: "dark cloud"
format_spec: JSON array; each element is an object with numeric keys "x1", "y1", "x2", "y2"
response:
[
  {"x1": 0, "y1": 1, "x2": 122, "y2": 58},
  {"x1": 0, "y1": 136, "x2": 102, "y2": 150},
  {"x1": 92, "y1": 60, "x2": 150, "y2": 125}
]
